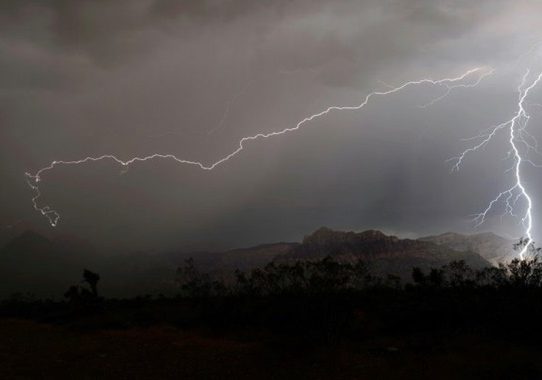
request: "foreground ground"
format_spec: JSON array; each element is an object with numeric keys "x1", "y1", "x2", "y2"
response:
[{"x1": 1, "y1": 318, "x2": 542, "y2": 379}]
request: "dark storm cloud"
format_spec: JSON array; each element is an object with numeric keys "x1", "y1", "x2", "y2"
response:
[
  {"x1": 0, "y1": 0, "x2": 504, "y2": 77},
  {"x1": 1, "y1": 0, "x2": 542, "y2": 251}
]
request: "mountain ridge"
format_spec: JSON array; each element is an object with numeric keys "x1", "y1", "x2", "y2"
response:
[
  {"x1": 420, "y1": 231, "x2": 515, "y2": 265},
  {"x1": 272, "y1": 227, "x2": 491, "y2": 278},
  {"x1": 0, "y1": 227, "x2": 514, "y2": 297}
]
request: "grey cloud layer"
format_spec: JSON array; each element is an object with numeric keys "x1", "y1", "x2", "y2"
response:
[{"x1": 1, "y1": 0, "x2": 541, "y2": 251}]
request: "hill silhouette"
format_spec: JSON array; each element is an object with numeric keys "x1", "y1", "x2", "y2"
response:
[{"x1": 0, "y1": 228, "x2": 506, "y2": 298}]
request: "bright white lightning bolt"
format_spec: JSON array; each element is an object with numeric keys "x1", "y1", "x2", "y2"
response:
[
  {"x1": 26, "y1": 67, "x2": 491, "y2": 233},
  {"x1": 450, "y1": 69, "x2": 542, "y2": 260}
]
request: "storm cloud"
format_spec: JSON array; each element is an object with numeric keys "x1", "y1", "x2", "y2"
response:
[{"x1": 2, "y1": 0, "x2": 542, "y2": 252}]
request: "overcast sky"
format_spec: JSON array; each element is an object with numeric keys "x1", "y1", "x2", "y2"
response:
[{"x1": 2, "y1": 0, "x2": 542, "y2": 252}]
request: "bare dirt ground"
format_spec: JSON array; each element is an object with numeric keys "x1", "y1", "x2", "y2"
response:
[{"x1": 1, "y1": 318, "x2": 542, "y2": 379}]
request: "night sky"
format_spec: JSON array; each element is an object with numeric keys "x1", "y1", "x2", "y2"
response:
[{"x1": 2, "y1": 1, "x2": 542, "y2": 252}]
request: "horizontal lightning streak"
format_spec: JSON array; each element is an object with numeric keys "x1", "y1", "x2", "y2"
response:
[
  {"x1": 26, "y1": 67, "x2": 491, "y2": 228},
  {"x1": 419, "y1": 68, "x2": 494, "y2": 108}
]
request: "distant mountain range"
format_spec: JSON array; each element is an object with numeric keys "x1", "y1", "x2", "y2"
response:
[
  {"x1": 0, "y1": 228, "x2": 517, "y2": 298},
  {"x1": 420, "y1": 231, "x2": 515, "y2": 265},
  {"x1": 276, "y1": 227, "x2": 491, "y2": 277}
]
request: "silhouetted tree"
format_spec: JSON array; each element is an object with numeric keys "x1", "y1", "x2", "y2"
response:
[
  {"x1": 385, "y1": 274, "x2": 402, "y2": 289},
  {"x1": 83, "y1": 269, "x2": 100, "y2": 297},
  {"x1": 64, "y1": 285, "x2": 80, "y2": 303},
  {"x1": 476, "y1": 265, "x2": 508, "y2": 287},
  {"x1": 350, "y1": 260, "x2": 370, "y2": 289},
  {"x1": 176, "y1": 258, "x2": 214, "y2": 297},
  {"x1": 444, "y1": 260, "x2": 474, "y2": 288},
  {"x1": 514, "y1": 237, "x2": 542, "y2": 258},
  {"x1": 412, "y1": 267, "x2": 426, "y2": 286},
  {"x1": 506, "y1": 258, "x2": 542, "y2": 288},
  {"x1": 64, "y1": 269, "x2": 101, "y2": 307},
  {"x1": 428, "y1": 268, "x2": 445, "y2": 288}
]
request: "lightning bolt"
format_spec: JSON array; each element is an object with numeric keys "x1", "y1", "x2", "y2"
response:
[
  {"x1": 207, "y1": 78, "x2": 255, "y2": 136},
  {"x1": 419, "y1": 68, "x2": 495, "y2": 108},
  {"x1": 26, "y1": 67, "x2": 491, "y2": 233},
  {"x1": 450, "y1": 68, "x2": 542, "y2": 260}
]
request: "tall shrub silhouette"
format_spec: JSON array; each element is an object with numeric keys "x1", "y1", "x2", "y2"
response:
[{"x1": 64, "y1": 269, "x2": 101, "y2": 304}]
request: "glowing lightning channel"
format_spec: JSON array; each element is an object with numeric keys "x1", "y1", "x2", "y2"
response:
[
  {"x1": 419, "y1": 68, "x2": 495, "y2": 108},
  {"x1": 450, "y1": 69, "x2": 542, "y2": 260},
  {"x1": 26, "y1": 67, "x2": 492, "y2": 229}
]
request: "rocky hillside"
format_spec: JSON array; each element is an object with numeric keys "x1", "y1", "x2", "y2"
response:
[
  {"x1": 420, "y1": 232, "x2": 516, "y2": 265},
  {"x1": 276, "y1": 227, "x2": 491, "y2": 278}
]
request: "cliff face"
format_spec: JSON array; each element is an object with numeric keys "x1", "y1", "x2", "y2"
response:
[
  {"x1": 293, "y1": 227, "x2": 427, "y2": 259},
  {"x1": 278, "y1": 227, "x2": 491, "y2": 277},
  {"x1": 420, "y1": 232, "x2": 516, "y2": 265}
]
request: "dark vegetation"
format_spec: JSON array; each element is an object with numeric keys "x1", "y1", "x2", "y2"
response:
[
  {"x1": 2, "y1": 240, "x2": 542, "y2": 378},
  {"x1": 2, "y1": 242, "x2": 542, "y2": 339},
  {"x1": 0, "y1": 227, "x2": 500, "y2": 298}
]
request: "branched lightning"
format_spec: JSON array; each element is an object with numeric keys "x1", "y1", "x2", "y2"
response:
[
  {"x1": 449, "y1": 69, "x2": 542, "y2": 259},
  {"x1": 419, "y1": 68, "x2": 495, "y2": 108},
  {"x1": 207, "y1": 79, "x2": 255, "y2": 136},
  {"x1": 26, "y1": 67, "x2": 491, "y2": 234}
]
